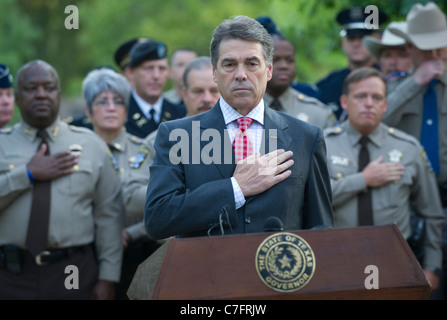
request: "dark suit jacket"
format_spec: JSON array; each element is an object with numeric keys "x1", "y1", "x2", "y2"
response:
[
  {"x1": 144, "y1": 103, "x2": 333, "y2": 239},
  {"x1": 125, "y1": 94, "x2": 186, "y2": 138}
]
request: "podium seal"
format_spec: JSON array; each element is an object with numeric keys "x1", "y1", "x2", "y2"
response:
[{"x1": 255, "y1": 232, "x2": 315, "y2": 293}]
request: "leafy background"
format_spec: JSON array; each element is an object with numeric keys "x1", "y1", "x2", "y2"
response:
[{"x1": 2, "y1": 0, "x2": 444, "y2": 123}]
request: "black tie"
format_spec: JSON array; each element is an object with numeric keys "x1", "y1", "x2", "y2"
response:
[
  {"x1": 148, "y1": 108, "x2": 157, "y2": 128},
  {"x1": 26, "y1": 129, "x2": 52, "y2": 256},
  {"x1": 358, "y1": 136, "x2": 373, "y2": 226},
  {"x1": 270, "y1": 98, "x2": 282, "y2": 111}
]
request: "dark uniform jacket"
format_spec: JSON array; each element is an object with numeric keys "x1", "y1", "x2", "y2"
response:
[{"x1": 125, "y1": 94, "x2": 186, "y2": 138}]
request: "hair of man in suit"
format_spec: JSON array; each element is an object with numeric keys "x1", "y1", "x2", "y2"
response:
[{"x1": 209, "y1": 15, "x2": 274, "y2": 68}]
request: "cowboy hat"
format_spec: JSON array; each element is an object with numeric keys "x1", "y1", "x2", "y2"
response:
[
  {"x1": 389, "y1": 2, "x2": 447, "y2": 50},
  {"x1": 363, "y1": 22, "x2": 407, "y2": 61}
]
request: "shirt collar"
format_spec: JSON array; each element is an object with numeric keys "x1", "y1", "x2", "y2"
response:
[
  {"x1": 108, "y1": 128, "x2": 127, "y2": 153},
  {"x1": 20, "y1": 118, "x2": 61, "y2": 142},
  {"x1": 132, "y1": 89, "x2": 163, "y2": 118},
  {"x1": 345, "y1": 121, "x2": 383, "y2": 148},
  {"x1": 219, "y1": 97, "x2": 265, "y2": 126}
]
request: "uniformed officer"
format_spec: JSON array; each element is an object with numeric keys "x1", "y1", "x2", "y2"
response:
[
  {"x1": 0, "y1": 60, "x2": 124, "y2": 299},
  {"x1": 264, "y1": 34, "x2": 335, "y2": 129},
  {"x1": 63, "y1": 38, "x2": 152, "y2": 130},
  {"x1": 81, "y1": 68, "x2": 156, "y2": 299},
  {"x1": 0, "y1": 63, "x2": 14, "y2": 129},
  {"x1": 316, "y1": 6, "x2": 388, "y2": 122},
  {"x1": 256, "y1": 16, "x2": 321, "y2": 99},
  {"x1": 324, "y1": 67, "x2": 444, "y2": 293},
  {"x1": 126, "y1": 40, "x2": 186, "y2": 138},
  {"x1": 382, "y1": 2, "x2": 447, "y2": 299},
  {"x1": 363, "y1": 22, "x2": 412, "y2": 79},
  {"x1": 114, "y1": 37, "x2": 151, "y2": 85},
  {"x1": 124, "y1": 56, "x2": 219, "y2": 220}
]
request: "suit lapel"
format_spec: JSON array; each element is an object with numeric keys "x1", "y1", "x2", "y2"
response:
[
  {"x1": 261, "y1": 107, "x2": 292, "y2": 155},
  {"x1": 195, "y1": 104, "x2": 292, "y2": 178},
  {"x1": 199, "y1": 104, "x2": 236, "y2": 178}
]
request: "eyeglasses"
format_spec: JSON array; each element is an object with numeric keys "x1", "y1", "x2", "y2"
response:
[{"x1": 93, "y1": 99, "x2": 126, "y2": 108}]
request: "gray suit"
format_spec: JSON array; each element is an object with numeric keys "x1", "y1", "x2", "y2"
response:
[{"x1": 144, "y1": 103, "x2": 334, "y2": 239}]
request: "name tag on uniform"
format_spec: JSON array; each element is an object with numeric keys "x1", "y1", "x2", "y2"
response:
[
  {"x1": 69, "y1": 144, "x2": 83, "y2": 157},
  {"x1": 331, "y1": 155, "x2": 351, "y2": 166},
  {"x1": 4, "y1": 153, "x2": 21, "y2": 158}
]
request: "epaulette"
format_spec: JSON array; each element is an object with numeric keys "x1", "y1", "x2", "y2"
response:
[
  {"x1": 386, "y1": 126, "x2": 419, "y2": 147},
  {"x1": 323, "y1": 125, "x2": 343, "y2": 137},
  {"x1": 68, "y1": 125, "x2": 92, "y2": 134},
  {"x1": 62, "y1": 116, "x2": 73, "y2": 124},
  {"x1": 63, "y1": 115, "x2": 91, "y2": 126},
  {"x1": 127, "y1": 134, "x2": 143, "y2": 146},
  {"x1": 297, "y1": 92, "x2": 321, "y2": 105},
  {"x1": 0, "y1": 127, "x2": 13, "y2": 134}
]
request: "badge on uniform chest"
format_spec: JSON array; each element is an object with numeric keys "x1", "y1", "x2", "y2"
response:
[
  {"x1": 69, "y1": 144, "x2": 83, "y2": 157},
  {"x1": 388, "y1": 149, "x2": 402, "y2": 163}
]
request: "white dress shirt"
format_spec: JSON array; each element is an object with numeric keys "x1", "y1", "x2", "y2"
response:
[
  {"x1": 132, "y1": 89, "x2": 163, "y2": 123},
  {"x1": 219, "y1": 98, "x2": 265, "y2": 209}
]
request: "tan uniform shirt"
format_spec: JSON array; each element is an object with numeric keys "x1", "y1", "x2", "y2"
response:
[
  {"x1": 264, "y1": 87, "x2": 336, "y2": 129},
  {"x1": 108, "y1": 128, "x2": 152, "y2": 240},
  {"x1": 0, "y1": 119, "x2": 124, "y2": 282},
  {"x1": 383, "y1": 71, "x2": 447, "y2": 184},
  {"x1": 122, "y1": 129, "x2": 155, "y2": 220},
  {"x1": 324, "y1": 122, "x2": 444, "y2": 270}
]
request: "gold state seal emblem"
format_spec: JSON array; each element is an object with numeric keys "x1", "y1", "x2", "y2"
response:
[{"x1": 255, "y1": 232, "x2": 315, "y2": 293}]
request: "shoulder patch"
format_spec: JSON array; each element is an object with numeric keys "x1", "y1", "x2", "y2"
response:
[
  {"x1": 421, "y1": 149, "x2": 435, "y2": 175},
  {"x1": 128, "y1": 145, "x2": 150, "y2": 169}
]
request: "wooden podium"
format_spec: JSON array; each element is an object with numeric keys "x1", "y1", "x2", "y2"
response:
[{"x1": 127, "y1": 224, "x2": 431, "y2": 300}]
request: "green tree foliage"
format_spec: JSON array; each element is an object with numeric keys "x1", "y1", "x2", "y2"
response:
[{"x1": 2, "y1": 0, "x2": 446, "y2": 125}]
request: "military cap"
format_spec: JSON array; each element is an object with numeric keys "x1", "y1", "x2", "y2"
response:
[
  {"x1": 256, "y1": 16, "x2": 282, "y2": 36},
  {"x1": 337, "y1": 6, "x2": 389, "y2": 37},
  {"x1": 114, "y1": 37, "x2": 150, "y2": 70},
  {"x1": 0, "y1": 64, "x2": 13, "y2": 88},
  {"x1": 129, "y1": 40, "x2": 168, "y2": 68}
]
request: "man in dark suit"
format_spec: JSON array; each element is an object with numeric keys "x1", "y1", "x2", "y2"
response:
[
  {"x1": 126, "y1": 40, "x2": 186, "y2": 138},
  {"x1": 144, "y1": 16, "x2": 333, "y2": 239}
]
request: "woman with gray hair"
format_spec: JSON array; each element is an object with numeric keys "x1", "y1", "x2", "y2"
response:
[
  {"x1": 82, "y1": 67, "x2": 156, "y2": 300},
  {"x1": 83, "y1": 67, "x2": 131, "y2": 144}
]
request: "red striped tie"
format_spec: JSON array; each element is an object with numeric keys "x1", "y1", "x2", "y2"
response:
[{"x1": 233, "y1": 117, "x2": 254, "y2": 161}]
